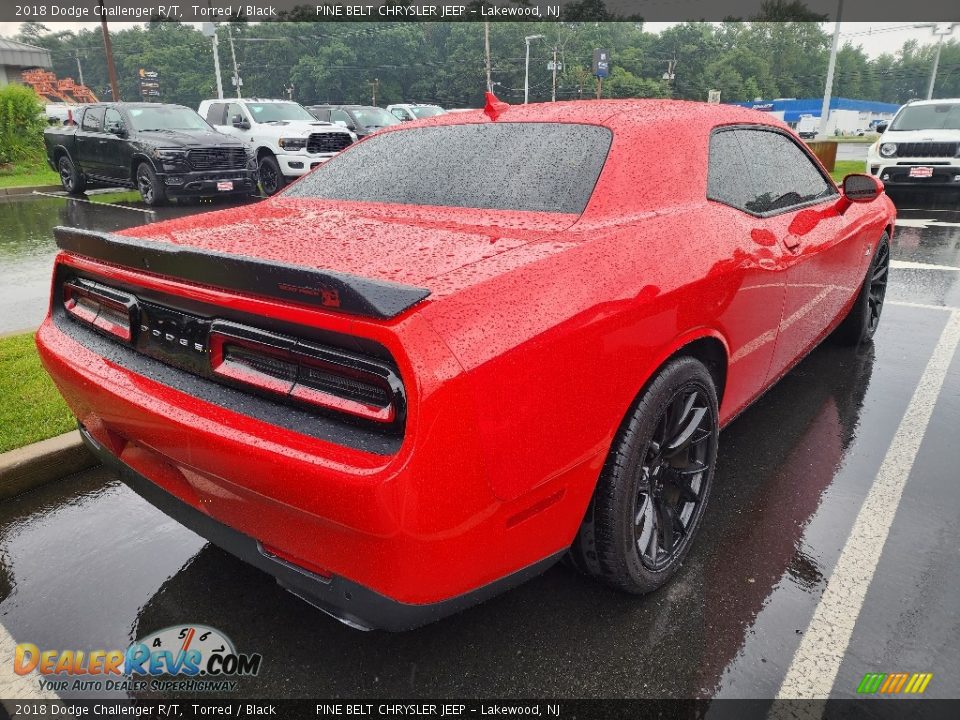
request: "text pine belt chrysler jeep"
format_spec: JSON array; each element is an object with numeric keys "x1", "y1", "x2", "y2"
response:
[
  {"x1": 866, "y1": 99, "x2": 960, "y2": 188},
  {"x1": 199, "y1": 98, "x2": 356, "y2": 196},
  {"x1": 37, "y1": 97, "x2": 895, "y2": 631}
]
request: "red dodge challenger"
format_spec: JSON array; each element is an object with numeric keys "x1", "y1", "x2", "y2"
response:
[{"x1": 36, "y1": 98, "x2": 895, "y2": 630}]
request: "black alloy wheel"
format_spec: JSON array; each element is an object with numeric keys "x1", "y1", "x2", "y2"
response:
[
  {"x1": 634, "y1": 385, "x2": 714, "y2": 570},
  {"x1": 136, "y1": 163, "x2": 167, "y2": 207},
  {"x1": 258, "y1": 155, "x2": 284, "y2": 196},
  {"x1": 569, "y1": 356, "x2": 719, "y2": 594},
  {"x1": 866, "y1": 240, "x2": 889, "y2": 335},
  {"x1": 834, "y1": 233, "x2": 890, "y2": 345},
  {"x1": 58, "y1": 156, "x2": 85, "y2": 195}
]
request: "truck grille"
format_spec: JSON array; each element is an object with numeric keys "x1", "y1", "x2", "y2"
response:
[
  {"x1": 188, "y1": 147, "x2": 247, "y2": 170},
  {"x1": 895, "y1": 142, "x2": 960, "y2": 158},
  {"x1": 307, "y1": 132, "x2": 353, "y2": 155}
]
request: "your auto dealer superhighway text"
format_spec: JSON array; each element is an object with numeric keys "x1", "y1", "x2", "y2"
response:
[{"x1": 317, "y1": 706, "x2": 545, "y2": 716}]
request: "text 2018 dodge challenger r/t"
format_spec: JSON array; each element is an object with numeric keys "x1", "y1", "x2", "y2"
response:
[{"x1": 36, "y1": 97, "x2": 895, "y2": 631}]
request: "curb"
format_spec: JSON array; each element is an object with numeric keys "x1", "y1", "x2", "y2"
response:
[
  {"x1": 0, "y1": 185, "x2": 62, "y2": 197},
  {"x1": 0, "y1": 430, "x2": 98, "y2": 500}
]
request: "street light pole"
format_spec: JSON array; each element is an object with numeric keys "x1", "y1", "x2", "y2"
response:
[
  {"x1": 98, "y1": 0, "x2": 120, "y2": 101},
  {"x1": 916, "y1": 23, "x2": 957, "y2": 100},
  {"x1": 202, "y1": 23, "x2": 224, "y2": 100},
  {"x1": 818, "y1": 0, "x2": 843, "y2": 139},
  {"x1": 484, "y1": 22, "x2": 492, "y2": 93},
  {"x1": 524, "y1": 34, "x2": 545, "y2": 104},
  {"x1": 227, "y1": 24, "x2": 241, "y2": 98}
]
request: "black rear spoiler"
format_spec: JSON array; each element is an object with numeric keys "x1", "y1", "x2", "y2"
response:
[{"x1": 53, "y1": 226, "x2": 430, "y2": 320}]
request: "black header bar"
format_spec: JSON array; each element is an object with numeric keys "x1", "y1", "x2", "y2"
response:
[{"x1": 2, "y1": 1, "x2": 958, "y2": 23}]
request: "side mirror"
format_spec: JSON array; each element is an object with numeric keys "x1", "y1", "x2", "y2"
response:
[
  {"x1": 231, "y1": 115, "x2": 250, "y2": 130},
  {"x1": 106, "y1": 124, "x2": 126, "y2": 137},
  {"x1": 874, "y1": 122, "x2": 888, "y2": 134},
  {"x1": 842, "y1": 173, "x2": 883, "y2": 203}
]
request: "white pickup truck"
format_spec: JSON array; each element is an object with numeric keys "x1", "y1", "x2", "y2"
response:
[
  {"x1": 198, "y1": 98, "x2": 355, "y2": 195},
  {"x1": 866, "y1": 99, "x2": 960, "y2": 190}
]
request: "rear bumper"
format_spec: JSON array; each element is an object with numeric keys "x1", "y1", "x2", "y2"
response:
[{"x1": 79, "y1": 424, "x2": 563, "y2": 631}]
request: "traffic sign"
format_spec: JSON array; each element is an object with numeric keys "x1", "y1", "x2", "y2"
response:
[{"x1": 593, "y1": 49, "x2": 610, "y2": 79}]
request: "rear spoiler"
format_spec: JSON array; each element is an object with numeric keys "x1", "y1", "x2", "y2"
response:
[{"x1": 53, "y1": 226, "x2": 431, "y2": 320}]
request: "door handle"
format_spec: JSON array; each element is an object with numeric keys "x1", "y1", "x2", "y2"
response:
[{"x1": 783, "y1": 235, "x2": 801, "y2": 251}]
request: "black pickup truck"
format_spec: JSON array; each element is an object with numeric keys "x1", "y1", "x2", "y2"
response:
[{"x1": 44, "y1": 103, "x2": 258, "y2": 206}]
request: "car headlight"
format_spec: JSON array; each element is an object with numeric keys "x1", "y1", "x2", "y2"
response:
[
  {"x1": 278, "y1": 137, "x2": 307, "y2": 151},
  {"x1": 879, "y1": 143, "x2": 897, "y2": 158},
  {"x1": 152, "y1": 148, "x2": 186, "y2": 162}
]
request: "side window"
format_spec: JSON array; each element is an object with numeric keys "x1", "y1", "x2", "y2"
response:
[
  {"x1": 225, "y1": 103, "x2": 247, "y2": 125},
  {"x1": 81, "y1": 107, "x2": 104, "y2": 132},
  {"x1": 331, "y1": 109, "x2": 352, "y2": 125},
  {"x1": 311, "y1": 108, "x2": 331, "y2": 122},
  {"x1": 391, "y1": 108, "x2": 413, "y2": 121},
  {"x1": 205, "y1": 103, "x2": 226, "y2": 125},
  {"x1": 735, "y1": 129, "x2": 835, "y2": 214},
  {"x1": 707, "y1": 130, "x2": 755, "y2": 212},
  {"x1": 103, "y1": 108, "x2": 124, "y2": 134}
]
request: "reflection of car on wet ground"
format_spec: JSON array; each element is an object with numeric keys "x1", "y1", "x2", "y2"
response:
[
  {"x1": 36, "y1": 97, "x2": 895, "y2": 631},
  {"x1": 43, "y1": 103, "x2": 259, "y2": 207},
  {"x1": 867, "y1": 99, "x2": 960, "y2": 189},
  {"x1": 199, "y1": 98, "x2": 355, "y2": 196},
  {"x1": 306, "y1": 105, "x2": 401, "y2": 138}
]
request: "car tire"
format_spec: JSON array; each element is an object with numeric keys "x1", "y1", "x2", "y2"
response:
[
  {"x1": 569, "y1": 356, "x2": 719, "y2": 594},
  {"x1": 57, "y1": 155, "x2": 86, "y2": 195},
  {"x1": 258, "y1": 155, "x2": 284, "y2": 196},
  {"x1": 135, "y1": 162, "x2": 168, "y2": 207},
  {"x1": 833, "y1": 233, "x2": 889, "y2": 346}
]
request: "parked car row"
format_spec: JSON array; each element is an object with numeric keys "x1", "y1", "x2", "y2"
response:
[{"x1": 44, "y1": 98, "x2": 447, "y2": 205}]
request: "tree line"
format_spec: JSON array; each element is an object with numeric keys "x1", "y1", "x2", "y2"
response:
[{"x1": 14, "y1": 19, "x2": 960, "y2": 110}]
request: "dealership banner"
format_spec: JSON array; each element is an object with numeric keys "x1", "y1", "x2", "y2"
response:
[
  {"x1": 3, "y1": 699, "x2": 960, "y2": 719},
  {"x1": 3, "y1": 0, "x2": 959, "y2": 23}
]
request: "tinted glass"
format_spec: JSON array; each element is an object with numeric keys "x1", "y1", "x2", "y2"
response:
[
  {"x1": 412, "y1": 106, "x2": 445, "y2": 118},
  {"x1": 103, "y1": 108, "x2": 123, "y2": 132},
  {"x1": 890, "y1": 103, "x2": 960, "y2": 131},
  {"x1": 81, "y1": 107, "x2": 104, "y2": 132},
  {"x1": 309, "y1": 107, "x2": 331, "y2": 122},
  {"x1": 205, "y1": 102, "x2": 225, "y2": 124},
  {"x1": 352, "y1": 107, "x2": 399, "y2": 128},
  {"x1": 735, "y1": 129, "x2": 834, "y2": 214},
  {"x1": 225, "y1": 103, "x2": 246, "y2": 124},
  {"x1": 391, "y1": 108, "x2": 413, "y2": 121},
  {"x1": 286, "y1": 122, "x2": 612, "y2": 215},
  {"x1": 331, "y1": 109, "x2": 352, "y2": 125},
  {"x1": 707, "y1": 130, "x2": 755, "y2": 211}
]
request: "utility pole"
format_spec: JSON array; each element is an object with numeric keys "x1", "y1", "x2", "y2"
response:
[
  {"x1": 915, "y1": 23, "x2": 957, "y2": 100},
  {"x1": 551, "y1": 47, "x2": 558, "y2": 102},
  {"x1": 98, "y1": 0, "x2": 120, "y2": 101},
  {"x1": 370, "y1": 77, "x2": 379, "y2": 106},
  {"x1": 484, "y1": 22, "x2": 492, "y2": 93},
  {"x1": 227, "y1": 24, "x2": 242, "y2": 98},
  {"x1": 818, "y1": 0, "x2": 843, "y2": 139},
  {"x1": 524, "y1": 34, "x2": 544, "y2": 104},
  {"x1": 74, "y1": 53, "x2": 84, "y2": 86},
  {"x1": 202, "y1": 23, "x2": 224, "y2": 99}
]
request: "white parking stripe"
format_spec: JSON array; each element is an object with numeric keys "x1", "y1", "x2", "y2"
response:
[
  {"x1": 777, "y1": 311, "x2": 960, "y2": 699},
  {"x1": 0, "y1": 623, "x2": 60, "y2": 699},
  {"x1": 889, "y1": 301, "x2": 960, "y2": 312},
  {"x1": 890, "y1": 259, "x2": 960, "y2": 272}
]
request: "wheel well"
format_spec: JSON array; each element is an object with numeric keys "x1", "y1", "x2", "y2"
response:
[
  {"x1": 256, "y1": 147, "x2": 275, "y2": 161},
  {"x1": 130, "y1": 156, "x2": 152, "y2": 181},
  {"x1": 671, "y1": 337, "x2": 728, "y2": 408}
]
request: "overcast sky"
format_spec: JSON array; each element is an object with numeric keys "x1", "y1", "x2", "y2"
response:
[{"x1": 0, "y1": 21, "x2": 953, "y2": 59}]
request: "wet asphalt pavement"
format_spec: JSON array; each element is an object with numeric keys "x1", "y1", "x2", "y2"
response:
[{"x1": 0, "y1": 188, "x2": 958, "y2": 700}]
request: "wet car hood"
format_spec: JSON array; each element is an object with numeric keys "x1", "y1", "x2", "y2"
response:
[
  {"x1": 134, "y1": 128, "x2": 245, "y2": 148},
  {"x1": 117, "y1": 197, "x2": 579, "y2": 296}
]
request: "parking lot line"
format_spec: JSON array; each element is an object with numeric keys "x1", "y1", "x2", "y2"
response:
[
  {"x1": 890, "y1": 260, "x2": 960, "y2": 272},
  {"x1": 889, "y1": 301, "x2": 960, "y2": 312},
  {"x1": 776, "y1": 311, "x2": 960, "y2": 699},
  {"x1": 0, "y1": 623, "x2": 60, "y2": 700}
]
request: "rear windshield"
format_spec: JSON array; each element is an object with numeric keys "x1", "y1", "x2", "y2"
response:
[
  {"x1": 890, "y1": 103, "x2": 960, "y2": 131},
  {"x1": 284, "y1": 122, "x2": 612, "y2": 214}
]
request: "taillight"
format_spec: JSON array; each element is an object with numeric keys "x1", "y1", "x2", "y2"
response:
[
  {"x1": 63, "y1": 279, "x2": 137, "y2": 343},
  {"x1": 209, "y1": 321, "x2": 402, "y2": 425}
]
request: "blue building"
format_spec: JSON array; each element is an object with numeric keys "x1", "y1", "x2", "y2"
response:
[{"x1": 730, "y1": 97, "x2": 900, "y2": 134}]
